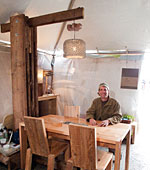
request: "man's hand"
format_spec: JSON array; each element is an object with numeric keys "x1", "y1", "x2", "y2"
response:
[
  {"x1": 98, "y1": 120, "x2": 110, "y2": 127},
  {"x1": 89, "y1": 118, "x2": 97, "y2": 126}
]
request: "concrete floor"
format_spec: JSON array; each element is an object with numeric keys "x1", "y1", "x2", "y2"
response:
[
  {"x1": 119, "y1": 132, "x2": 150, "y2": 170},
  {"x1": 0, "y1": 133, "x2": 149, "y2": 170}
]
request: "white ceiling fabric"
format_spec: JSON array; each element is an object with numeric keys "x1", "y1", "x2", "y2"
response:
[{"x1": 1, "y1": 0, "x2": 150, "y2": 52}]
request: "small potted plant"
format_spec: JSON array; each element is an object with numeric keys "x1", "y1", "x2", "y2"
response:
[{"x1": 121, "y1": 114, "x2": 135, "y2": 124}]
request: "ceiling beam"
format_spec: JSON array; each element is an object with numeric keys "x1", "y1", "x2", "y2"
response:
[{"x1": 1, "y1": 7, "x2": 84, "y2": 33}]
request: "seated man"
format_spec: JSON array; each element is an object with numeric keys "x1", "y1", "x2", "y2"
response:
[{"x1": 86, "y1": 83, "x2": 122, "y2": 127}]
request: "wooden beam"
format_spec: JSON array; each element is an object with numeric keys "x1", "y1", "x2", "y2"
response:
[
  {"x1": 1, "y1": 23, "x2": 10, "y2": 33},
  {"x1": 1, "y1": 7, "x2": 84, "y2": 33},
  {"x1": 28, "y1": 7, "x2": 84, "y2": 27}
]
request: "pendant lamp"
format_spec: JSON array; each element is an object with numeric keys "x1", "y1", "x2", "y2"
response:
[{"x1": 63, "y1": 23, "x2": 86, "y2": 58}]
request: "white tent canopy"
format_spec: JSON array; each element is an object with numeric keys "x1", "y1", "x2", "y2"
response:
[
  {"x1": 0, "y1": 0, "x2": 149, "y2": 130},
  {"x1": 0, "y1": 0, "x2": 150, "y2": 53}
]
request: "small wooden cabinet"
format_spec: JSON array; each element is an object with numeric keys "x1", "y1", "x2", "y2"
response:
[{"x1": 38, "y1": 94, "x2": 59, "y2": 116}]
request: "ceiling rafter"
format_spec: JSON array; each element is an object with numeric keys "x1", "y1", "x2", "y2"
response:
[{"x1": 1, "y1": 7, "x2": 84, "y2": 33}]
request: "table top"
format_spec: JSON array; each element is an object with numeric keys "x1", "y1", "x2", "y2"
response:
[{"x1": 42, "y1": 115, "x2": 131, "y2": 144}]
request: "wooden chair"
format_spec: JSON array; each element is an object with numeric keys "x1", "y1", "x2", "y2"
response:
[
  {"x1": 66, "y1": 124, "x2": 113, "y2": 170},
  {"x1": 64, "y1": 105, "x2": 80, "y2": 118},
  {"x1": 24, "y1": 116, "x2": 69, "y2": 170}
]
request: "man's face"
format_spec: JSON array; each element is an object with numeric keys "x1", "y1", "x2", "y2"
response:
[{"x1": 98, "y1": 86, "x2": 109, "y2": 99}]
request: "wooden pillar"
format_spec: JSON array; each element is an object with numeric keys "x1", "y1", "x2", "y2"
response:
[
  {"x1": 11, "y1": 14, "x2": 39, "y2": 129},
  {"x1": 10, "y1": 14, "x2": 28, "y2": 129},
  {"x1": 31, "y1": 27, "x2": 38, "y2": 117},
  {"x1": 25, "y1": 26, "x2": 38, "y2": 117}
]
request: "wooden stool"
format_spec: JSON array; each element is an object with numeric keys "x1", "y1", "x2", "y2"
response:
[{"x1": 0, "y1": 151, "x2": 20, "y2": 170}]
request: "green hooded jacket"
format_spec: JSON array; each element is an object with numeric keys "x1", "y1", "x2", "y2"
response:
[{"x1": 86, "y1": 97, "x2": 122, "y2": 124}]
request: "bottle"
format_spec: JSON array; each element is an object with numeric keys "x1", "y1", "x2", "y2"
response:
[
  {"x1": 0, "y1": 127, "x2": 6, "y2": 146},
  {"x1": 3, "y1": 127, "x2": 8, "y2": 142},
  {"x1": 0, "y1": 128, "x2": 4, "y2": 140}
]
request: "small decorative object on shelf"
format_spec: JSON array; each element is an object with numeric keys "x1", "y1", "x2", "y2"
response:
[
  {"x1": 43, "y1": 70, "x2": 53, "y2": 94},
  {"x1": 37, "y1": 69, "x2": 54, "y2": 96}
]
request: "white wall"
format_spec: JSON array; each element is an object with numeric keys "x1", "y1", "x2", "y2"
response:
[
  {"x1": 0, "y1": 46, "x2": 12, "y2": 122},
  {"x1": 0, "y1": 46, "x2": 143, "y2": 123},
  {"x1": 51, "y1": 56, "x2": 142, "y2": 120}
]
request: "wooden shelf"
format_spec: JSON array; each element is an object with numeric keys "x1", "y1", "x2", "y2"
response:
[
  {"x1": 38, "y1": 94, "x2": 59, "y2": 116},
  {"x1": 38, "y1": 94, "x2": 59, "y2": 101}
]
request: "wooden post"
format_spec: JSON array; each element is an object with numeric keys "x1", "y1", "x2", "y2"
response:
[
  {"x1": 25, "y1": 26, "x2": 38, "y2": 117},
  {"x1": 11, "y1": 15, "x2": 39, "y2": 128},
  {"x1": 31, "y1": 27, "x2": 38, "y2": 117},
  {"x1": 10, "y1": 14, "x2": 28, "y2": 129}
]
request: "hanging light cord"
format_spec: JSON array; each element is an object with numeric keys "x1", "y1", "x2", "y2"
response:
[
  {"x1": 73, "y1": 7, "x2": 76, "y2": 40},
  {"x1": 52, "y1": 0, "x2": 76, "y2": 55},
  {"x1": 73, "y1": 20, "x2": 76, "y2": 40}
]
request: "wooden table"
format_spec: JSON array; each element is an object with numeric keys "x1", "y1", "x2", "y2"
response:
[
  {"x1": 19, "y1": 115, "x2": 131, "y2": 170},
  {"x1": 131, "y1": 121, "x2": 137, "y2": 144}
]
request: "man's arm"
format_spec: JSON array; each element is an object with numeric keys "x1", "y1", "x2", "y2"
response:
[
  {"x1": 108, "y1": 101, "x2": 122, "y2": 124},
  {"x1": 86, "y1": 99, "x2": 96, "y2": 121},
  {"x1": 86, "y1": 99, "x2": 98, "y2": 125}
]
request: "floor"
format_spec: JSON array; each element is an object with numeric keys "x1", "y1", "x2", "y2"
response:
[
  {"x1": 119, "y1": 132, "x2": 150, "y2": 170},
  {"x1": 0, "y1": 133, "x2": 149, "y2": 170}
]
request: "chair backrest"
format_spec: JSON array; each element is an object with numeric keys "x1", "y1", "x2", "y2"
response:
[
  {"x1": 64, "y1": 106, "x2": 80, "y2": 118},
  {"x1": 24, "y1": 116, "x2": 50, "y2": 157},
  {"x1": 69, "y1": 124, "x2": 97, "y2": 170}
]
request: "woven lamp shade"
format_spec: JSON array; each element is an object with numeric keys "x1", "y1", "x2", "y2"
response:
[{"x1": 63, "y1": 39, "x2": 86, "y2": 58}]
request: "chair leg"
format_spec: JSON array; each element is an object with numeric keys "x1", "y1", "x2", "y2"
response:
[
  {"x1": 66, "y1": 159, "x2": 73, "y2": 170},
  {"x1": 65, "y1": 145, "x2": 71, "y2": 161},
  {"x1": 25, "y1": 148, "x2": 32, "y2": 170},
  {"x1": 106, "y1": 158, "x2": 113, "y2": 170},
  {"x1": 7, "y1": 160, "x2": 11, "y2": 170},
  {"x1": 47, "y1": 154, "x2": 55, "y2": 170}
]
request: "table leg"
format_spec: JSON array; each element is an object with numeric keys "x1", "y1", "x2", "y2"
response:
[
  {"x1": 131, "y1": 122, "x2": 136, "y2": 144},
  {"x1": 114, "y1": 141, "x2": 121, "y2": 170},
  {"x1": 19, "y1": 123, "x2": 28, "y2": 169},
  {"x1": 125, "y1": 129, "x2": 131, "y2": 170}
]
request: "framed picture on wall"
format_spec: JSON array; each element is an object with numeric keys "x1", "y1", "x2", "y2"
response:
[{"x1": 121, "y1": 68, "x2": 139, "y2": 89}]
